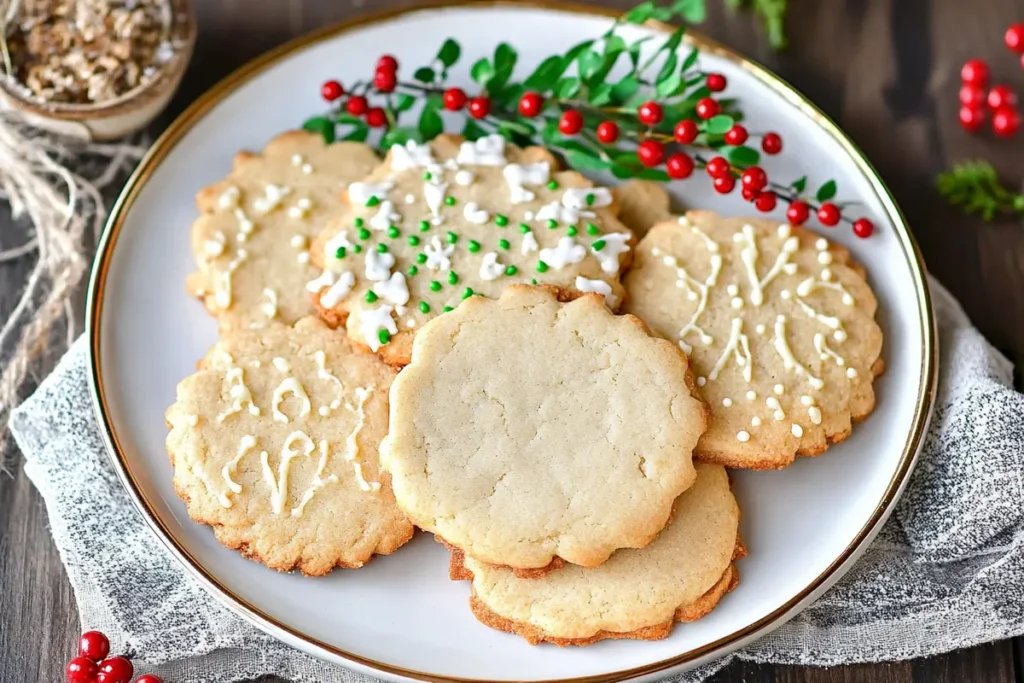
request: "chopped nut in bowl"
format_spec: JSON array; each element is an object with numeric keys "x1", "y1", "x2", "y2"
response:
[{"x1": 0, "y1": 0, "x2": 195, "y2": 140}]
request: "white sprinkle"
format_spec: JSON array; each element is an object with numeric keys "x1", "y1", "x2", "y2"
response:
[
  {"x1": 722, "y1": 398, "x2": 733, "y2": 407},
  {"x1": 454, "y1": 170, "x2": 475, "y2": 186},
  {"x1": 746, "y1": 391, "x2": 757, "y2": 401},
  {"x1": 406, "y1": 318, "x2": 417, "y2": 328},
  {"x1": 731, "y1": 297, "x2": 744, "y2": 309},
  {"x1": 291, "y1": 154, "x2": 303, "y2": 167},
  {"x1": 801, "y1": 395, "x2": 814, "y2": 406},
  {"x1": 781, "y1": 289, "x2": 792, "y2": 299},
  {"x1": 318, "y1": 406, "x2": 330, "y2": 416},
  {"x1": 405, "y1": 193, "x2": 416, "y2": 204},
  {"x1": 755, "y1": 324, "x2": 766, "y2": 335},
  {"x1": 272, "y1": 357, "x2": 290, "y2": 372},
  {"x1": 808, "y1": 406, "x2": 823, "y2": 424},
  {"x1": 847, "y1": 367, "x2": 859, "y2": 378},
  {"x1": 301, "y1": 163, "x2": 313, "y2": 174},
  {"x1": 818, "y1": 251, "x2": 833, "y2": 265},
  {"x1": 784, "y1": 263, "x2": 799, "y2": 275},
  {"x1": 524, "y1": 210, "x2": 535, "y2": 221},
  {"x1": 696, "y1": 377, "x2": 707, "y2": 387},
  {"x1": 791, "y1": 423, "x2": 804, "y2": 437},
  {"x1": 290, "y1": 234, "x2": 307, "y2": 248},
  {"x1": 297, "y1": 252, "x2": 310, "y2": 264},
  {"x1": 774, "y1": 410, "x2": 785, "y2": 421},
  {"x1": 751, "y1": 417, "x2": 762, "y2": 427},
  {"x1": 737, "y1": 430, "x2": 750, "y2": 443},
  {"x1": 815, "y1": 238, "x2": 828, "y2": 250},
  {"x1": 777, "y1": 224, "x2": 791, "y2": 238},
  {"x1": 726, "y1": 284, "x2": 739, "y2": 296},
  {"x1": 773, "y1": 384, "x2": 784, "y2": 395},
  {"x1": 821, "y1": 268, "x2": 833, "y2": 281}
]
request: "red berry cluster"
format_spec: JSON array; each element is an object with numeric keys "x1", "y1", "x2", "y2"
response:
[
  {"x1": 958, "y1": 24, "x2": 1024, "y2": 138},
  {"x1": 65, "y1": 631, "x2": 161, "y2": 683}
]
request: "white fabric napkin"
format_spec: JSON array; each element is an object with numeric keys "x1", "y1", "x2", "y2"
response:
[{"x1": 10, "y1": 277, "x2": 1024, "y2": 683}]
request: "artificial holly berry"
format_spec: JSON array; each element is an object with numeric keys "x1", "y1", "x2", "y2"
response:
[
  {"x1": 376, "y1": 55, "x2": 399, "y2": 72},
  {"x1": 741, "y1": 186, "x2": 757, "y2": 201},
  {"x1": 761, "y1": 132, "x2": 783, "y2": 154},
  {"x1": 787, "y1": 200, "x2": 810, "y2": 225},
  {"x1": 638, "y1": 100, "x2": 663, "y2": 125},
  {"x1": 674, "y1": 119, "x2": 699, "y2": 144},
  {"x1": 704, "y1": 156, "x2": 730, "y2": 178},
  {"x1": 959, "y1": 84, "x2": 986, "y2": 108},
  {"x1": 960, "y1": 59, "x2": 990, "y2": 88},
  {"x1": 723, "y1": 124, "x2": 748, "y2": 145},
  {"x1": 96, "y1": 657, "x2": 134, "y2": 683},
  {"x1": 754, "y1": 191, "x2": 777, "y2": 212},
  {"x1": 468, "y1": 97, "x2": 491, "y2": 119},
  {"x1": 712, "y1": 175, "x2": 736, "y2": 194},
  {"x1": 346, "y1": 95, "x2": 368, "y2": 116},
  {"x1": 740, "y1": 166, "x2": 768, "y2": 192},
  {"x1": 66, "y1": 657, "x2": 98, "y2": 683},
  {"x1": 135, "y1": 676, "x2": 163, "y2": 683},
  {"x1": 1006, "y1": 24, "x2": 1024, "y2": 53},
  {"x1": 959, "y1": 105, "x2": 987, "y2": 132},
  {"x1": 559, "y1": 109, "x2": 584, "y2": 135},
  {"x1": 320, "y1": 80, "x2": 343, "y2": 102},
  {"x1": 443, "y1": 87, "x2": 467, "y2": 111},
  {"x1": 695, "y1": 97, "x2": 720, "y2": 120},
  {"x1": 666, "y1": 152, "x2": 694, "y2": 179},
  {"x1": 992, "y1": 106, "x2": 1021, "y2": 138},
  {"x1": 987, "y1": 85, "x2": 1017, "y2": 110},
  {"x1": 373, "y1": 68, "x2": 397, "y2": 93},
  {"x1": 79, "y1": 631, "x2": 110, "y2": 662},
  {"x1": 853, "y1": 218, "x2": 875, "y2": 239},
  {"x1": 518, "y1": 91, "x2": 543, "y2": 117},
  {"x1": 365, "y1": 107, "x2": 387, "y2": 128},
  {"x1": 596, "y1": 121, "x2": 619, "y2": 143},
  {"x1": 817, "y1": 202, "x2": 841, "y2": 226},
  {"x1": 706, "y1": 73, "x2": 727, "y2": 92},
  {"x1": 636, "y1": 140, "x2": 665, "y2": 167}
]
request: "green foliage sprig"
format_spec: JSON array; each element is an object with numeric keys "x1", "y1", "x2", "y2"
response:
[{"x1": 937, "y1": 161, "x2": 1024, "y2": 221}]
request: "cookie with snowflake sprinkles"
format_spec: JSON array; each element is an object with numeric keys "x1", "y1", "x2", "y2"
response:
[
  {"x1": 448, "y1": 463, "x2": 743, "y2": 645},
  {"x1": 307, "y1": 133, "x2": 633, "y2": 365},
  {"x1": 380, "y1": 286, "x2": 707, "y2": 574},
  {"x1": 165, "y1": 317, "x2": 413, "y2": 575},
  {"x1": 623, "y1": 211, "x2": 884, "y2": 470},
  {"x1": 187, "y1": 130, "x2": 380, "y2": 330}
]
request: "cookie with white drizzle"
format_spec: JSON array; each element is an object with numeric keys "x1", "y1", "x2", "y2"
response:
[
  {"x1": 165, "y1": 316, "x2": 412, "y2": 575},
  {"x1": 448, "y1": 463, "x2": 744, "y2": 645},
  {"x1": 623, "y1": 211, "x2": 883, "y2": 469},
  {"x1": 307, "y1": 133, "x2": 633, "y2": 365},
  {"x1": 381, "y1": 286, "x2": 707, "y2": 573},
  {"x1": 187, "y1": 130, "x2": 380, "y2": 330}
]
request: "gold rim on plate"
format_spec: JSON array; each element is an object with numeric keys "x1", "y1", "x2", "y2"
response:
[{"x1": 85, "y1": 2, "x2": 938, "y2": 681}]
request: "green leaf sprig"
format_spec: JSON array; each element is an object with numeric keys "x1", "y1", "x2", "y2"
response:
[{"x1": 937, "y1": 161, "x2": 1024, "y2": 221}]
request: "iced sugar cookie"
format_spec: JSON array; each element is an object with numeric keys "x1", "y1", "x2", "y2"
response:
[
  {"x1": 307, "y1": 134, "x2": 633, "y2": 365},
  {"x1": 166, "y1": 317, "x2": 412, "y2": 575},
  {"x1": 624, "y1": 211, "x2": 884, "y2": 469},
  {"x1": 381, "y1": 286, "x2": 706, "y2": 572},
  {"x1": 187, "y1": 130, "x2": 380, "y2": 330},
  {"x1": 450, "y1": 463, "x2": 742, "y2": 645}
]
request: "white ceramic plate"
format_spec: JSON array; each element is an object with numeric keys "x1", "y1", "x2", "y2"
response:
[{"x1": 87, "y1": 3, "x2": 937, "y2": 681}]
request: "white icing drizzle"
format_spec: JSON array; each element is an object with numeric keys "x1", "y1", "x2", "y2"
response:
[
  {"x1": 324, "y1": 230, "x2": 354, "y2": 260},
  {"x1": 321, "y1": 271, "x2": 355, "y2": 308},
  {"x1": 796, "y1": 276, "x2": 856, "y2": 306},
  {"x1": 574, "y1": 276, "x2": 620, "y2": 307},
  {"x1": 272, "y1": 357, "x2": 290, "y2": 372},
  {"x1": 454, "y1": 170, "x2": 475, "y2": 186},
  {"x1": 232, "y1": 207, "x2": 254, "y2": 236},
  {"x1": 478, "y1": 252, "x2": 505, "y2": 281},
  {"x1": 591, "y1": 233, "x2": 630, "y2": 275},
  {"x1": 796, "y1": 298, "x2": 848, "y2": 342},
  {"x1": 424, "y1": 236, "x2": 455, "y2": 271},
  {"x1": 372, "y1": 272, "x2": 410, "y2": 305},
  {"x1": 352, "y1": 462, "x2": 381, "y2": 492},
  {"x1": 658, "y1": 231, "x2": 722, "y2": 354},
  {"x1": 503, "y1": 162, "x2": 549, "y2": 203},
  {"x1": 772, "y1": 315, "x2": 824, "y2": 389},
  {"x1": 369, "y1": 199, "x2": 401, "y2": 231},
  {"x1": 364, "y1": 249, "x2": 396, "y2": 281},
  {"x1": 213, "y1": 249, "x2": 247, "y2": 310},
  {"x1": 271, "y1": 377, "x2": 311, "y2": 423},
  {"x1": 306, "y1": 270, "x2": 336, "y2": 293},
  {"x1": 291, "y1": 440, "x2": 341, "y2": 516},
  {"x1": 562, "y1": 187, "x2": 613, "y2": 210},
  {"x1": 536, "y1": 201, "x2": 581, "y2": 225},
  {"x1": 423, "y1": 181, "x2": 448, "y2": 221},
  {"x1": 521, "y1": 230, "x2": 539, "y2": 255},
  {"x1": 390, "y1": 140, "x2": 436, "y2": 170},
  {"x1": 348, "y1": 181, "x2": 393, "y2": 205},
  {"x1": 463, "y1": 202, "x2": 490, "y2": 224},
  {"x1": 313, "y1": 350, "x2": 344, "y2": 414},
  {"x1": 360, "y1": 306, "x2": 398, "y2": 352},
  {"x1": 815, "y1": 332, "x2": 847, "y2": 367},
  {"x1": 216, "y1": 362, "x2": 260, "y2": 422},
  {"x1": 253, "y1": 184, "x2": 291, "y2": 214},
  {"x1": 708, "y1": 318, "x2": 753, "y2": 383},
  {"x1": 343, "y1": 386, "x2": 373, "y2": 462},
  {"x1": 261, "y1": 431, "x2": 315, "y2": 514},
  {"x1": 288, "y1": 197, "x2": 312, "y2": 219},
  {"x1": 219, "y1": 435, "x2": 257, "y2": 508},
  {"x1": 735, "y1": 224, "x2": 800, "y2": 307},
  {"x1": 204, "y1": 231, "x2": 226, "y2": 256},
  {"x1": 218, "y1": 186, "x2": 240, "y2": 210},
  {"x1": 455, "y1": 134, "x2": 507, "y2": 165},
  {"x1": 539, "y1": 236, "x2": 586, "y2": 269}
]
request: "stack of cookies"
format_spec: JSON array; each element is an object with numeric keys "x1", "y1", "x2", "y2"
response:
[{"x1": 166, "y1": 131, "x2": 882, "y2": 645}]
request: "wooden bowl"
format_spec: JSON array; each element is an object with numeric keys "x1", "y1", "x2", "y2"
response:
[{"x1": 0, "y1": 0, "x2": 196, "y2": 141}]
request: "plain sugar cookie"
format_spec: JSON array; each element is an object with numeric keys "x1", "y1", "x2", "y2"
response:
[
  {"x1": 381, "y1": 285, "x2": 707, "y2": 572},
  {"x1": 624, "y1": 211, "x2": 883, "y2": 469},
  {"x1": 165, "y1": 317, "x2": 413, "y2": 575},
  {"x1": 450, "y1": 463, "x2": 742, "y2": 645}
]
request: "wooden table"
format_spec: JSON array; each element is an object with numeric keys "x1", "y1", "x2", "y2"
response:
[{"x1": 2, "y1": 0, "x2": 1022, "y2": 681}]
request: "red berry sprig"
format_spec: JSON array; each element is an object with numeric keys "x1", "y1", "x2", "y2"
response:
[
  {"x1": 65, "y1": 630, "x2": 162, "y2": 683},
  {"x1": 957, "y1": 29, "x2": 1024, "y2": 140}
]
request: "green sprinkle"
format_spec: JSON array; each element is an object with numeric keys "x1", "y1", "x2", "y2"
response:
[
  {"x1": 366, "y1": 196, "x2": 380, "y2": 207},
  {"x1": 443, "y1": 305, "x2": 454, "y2": 312},
  {"x1": 586, "y1": 223, "x2": 600, "y2": 236},
  {"x1": 407, "y1": 265, "x2": 419, "y2": 277},
  {"x1": 495, "y1": 214, "x2": 509, "y2": 227},
  {"x1": 419, "y1": 301, "x2": 431, "y2": 314},
  {"x1": 377, "y1": 243, "x2": 389, "y2": 253},
  {"x1": 567, "y1": 226, "x2": 578, "y2": 236},
  {"x1": 447, "y1": 231, "x2": 458, "y2": 244},
  {"x1": 417, "y1": 253, "x2": 428, "y2": 264},
  {"x1": 448, "y1": 271, "x2": 459, "y2": 285},
  {"x1": 519, "y1": 223, "x2": 530, "y2": 234},
  {"x1": 592, "y1": 239, "x2": 607, "y2": 252},
  {"x1": 444, "y1": 196, "x2": 456, "y2": 206},
  {"x1": 498, "y1": 239, "x2": 510, "y2": 250},
  {"x1": 358, "y1": 227, "x2": 371, "y2": 240},
  {"x1": 547, "y1": 180, "x2": 558, "y2": 190},
  {"x1": 353, "y1": 244, "x2": 363, "y2": 253},
  {"x1": 585, "y1": 192, "x2": 596, "y2": 206},
  {"x1": 468, "y1": 240, "x2": 481, "y2": 253},
  {"x1": 505, "y1": 265, "x2": 518, "y2": 276},
  {"x1": 378, "y1": 329, "x2": 391, "y2": 345},
  {"x1": 365, "y1": 290, "x2": 378, "y2": 303},
  {"x1": 408, "y1": 235, "x2": 420, "y2": 247},
  {"x1": 462, "y1": 287, "x2": 474, "y2": 300},
  {"x1": 387, "y1": 225, "x2": 400, "y2": 238},
  {"x1": 423, "y1": 171, "x2": 432, "y2": 181},
  {"x1": 547, "y1": 219, "x2": 558, "y2": 230},
  {"x1": 354, "y1": 217, "x2": 364, "y2": 228},
  {"x1": 419, "y1": 220, "x2": 430, "y2": 232},
  {"x1": 430, "y1": 280, "x2": 442, "y2": 292},
  {"x1": 531, "y1": 278, "x2": 538, "y2": 285},
  {"x1": 536, "y1": 260, "x2": 549, "y2": 273},
  {"x1": 334, "y1": 246, "x2": 347, "y2": 259}
]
